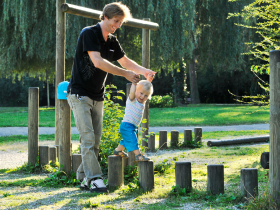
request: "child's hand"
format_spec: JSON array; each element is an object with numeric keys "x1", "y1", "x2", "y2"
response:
[{"x1": 147, "y1": 73, "x2": 154, "y2": 82}]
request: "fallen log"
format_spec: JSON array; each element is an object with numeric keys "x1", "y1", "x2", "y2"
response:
[
  {"x1": 260, "y1": 152, "x2": 269, "y2": 169},
  {"x1": 207, "y1": 136, "x2": 269, "y2": 147}
]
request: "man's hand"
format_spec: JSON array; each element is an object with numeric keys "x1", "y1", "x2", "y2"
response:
[
  {"x1": 125, "y1": 71, "x2": 140, "y2": 85},
  {"x1": 143, "y1": 69, "x2": 156, "y2": 80},
  {"x1": 147, "y1": 73, "x2": 154, "y2": 82}
]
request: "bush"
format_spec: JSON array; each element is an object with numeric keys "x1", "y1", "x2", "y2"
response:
[
  {"x1": 149, "y1": 95, "x2": 177, "y2": 108},
  {"x1": 99, "y1": 85, "x2": 125, "y2": 175}
]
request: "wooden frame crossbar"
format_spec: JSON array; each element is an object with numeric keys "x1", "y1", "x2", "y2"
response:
[{"x1": 61, "y1": 3, "x2": 159, "y2": 31}]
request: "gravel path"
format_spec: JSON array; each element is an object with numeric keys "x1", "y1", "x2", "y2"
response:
[
  {"x1": 0, "y1": 124, "x2": 269, "y2": 169},
  {"x1": 0, "y1": 124, "x2": 269, "y2": 136}
]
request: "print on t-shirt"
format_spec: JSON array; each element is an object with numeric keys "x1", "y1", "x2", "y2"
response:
[{"x1": 81, "y1": 53, "x2": 96, "y2": 81}]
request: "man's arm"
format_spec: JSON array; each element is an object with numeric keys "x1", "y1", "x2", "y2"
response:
[
  {"x1": 118, "y1": 55, "x2": 156, "y2": 79},
  {"x1": 88, "y1": 51, "x2": 140, "y2": 84}
]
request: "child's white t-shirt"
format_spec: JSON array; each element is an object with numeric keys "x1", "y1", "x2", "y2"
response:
[{"x1": 122, "y1": 97, "x2": 145, "y2": 126}]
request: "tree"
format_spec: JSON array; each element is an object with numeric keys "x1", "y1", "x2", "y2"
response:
[
  {"x1": 188, "y1": 0, "x2": 255, "y2": 103},
  {"x1": 227, "y1": 0, "x2": 279, "y2": 105}
]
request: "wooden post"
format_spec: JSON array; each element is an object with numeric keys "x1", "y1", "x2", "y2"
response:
[
  {"x1": 175, "y1": 162, "x2": 192, "y2": 192},
  {"x1": 49, "y1": 146, "x2": 57, "y2": 164},
  {"x1": 260, "y1": 152, "x2": 269, "y2": 169},
  {"x1": 39, "y1": 146, "x2": 50, "y2": 165},
  {"x1": 184, "y1": 129, "x2": 192, "y2": 144},
  {"x1": 194, "y1": 127, "x2": 202, "y2": 144},
  {"x1": 171, "y1": 131, "x2": 179, "y2": 147},
  {"x1": 72, "y1": 154, "x2": 82, "y2": 173},
  {"x1": 141, "y1": 18, "x2": 150, "y2": 148},
  {"x1": 207, "y1": 164, "x2": 224, "y2": 195},
  {"x1": 159, "y1": 131, "x2": 167, "y2": 149},
  {"x1": 55, "y1": 145, "x2": 59, "y2": 160},
  {"x1": 148, "y1": 132, "x2": 155, "y2": 151},
  {"x1": 108, "y1": 155, "x2": 124, "y2": 188},
  {"x1": 28, "y1": 87, "x2": 39, "y2": 165},
  {"x1": 128, "y1": 152, "x2": 136, "y2": 167},
  {"x1": 240, "y1": 168, "x2": 258, "y2": 199},
  {"x1": 59, "y1": 101, "x2": 71, "y2": 174},
  {"x1": 56, "y1": 0, "x2": 71, "y2": 174},
  {"x1": 139, "y1": 161, "x2": 154, "y2": 192},
  {"x1": 269, "y1": 50, "x2": 280, "y2": 205},
  {"x1": 55, "y1": 0, "x2": 66, "y2": 145}
]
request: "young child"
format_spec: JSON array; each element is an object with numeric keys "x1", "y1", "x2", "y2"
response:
[{"x1": 113, "y1": 73, "x2": 154, "y2": 161}]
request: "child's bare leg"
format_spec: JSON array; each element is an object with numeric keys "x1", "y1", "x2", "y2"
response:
[
  {"x1": 115, "y1": 145, "x2": 125, "y2": 152},
  {"x1": 133, "y1": 149, "x2": 141, "y2": 156}
]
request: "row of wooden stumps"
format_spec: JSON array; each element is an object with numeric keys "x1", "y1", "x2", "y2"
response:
[
  {"x1": 37, "y1": 144, "x2": 81, "y2": 173},
  {"x1": 109, "y1": 158, "x2": 258, "y2": 198},
  {"x1": 142, "y1": 128, "x2": 202, "y2": 150}
]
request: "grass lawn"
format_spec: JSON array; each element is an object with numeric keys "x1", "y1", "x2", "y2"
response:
[
  {"x1": 0, "y1": 132, "x2": 271, "y2": 209},
  {"x1": 0, "y1": 104, "x2": 269, "y2": 127}
]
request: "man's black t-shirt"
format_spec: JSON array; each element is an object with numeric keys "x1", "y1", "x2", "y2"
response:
[{"x1": 67, "y1": 23, "x2": 125, "y2": 101}]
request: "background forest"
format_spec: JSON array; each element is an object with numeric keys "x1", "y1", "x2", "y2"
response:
[{"x1": 0, "y1": 0, "x2": 274, "y2": 106}]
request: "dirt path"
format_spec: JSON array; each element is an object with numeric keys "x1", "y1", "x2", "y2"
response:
[{"x1": 0, "y1": 140, "x2": 80, "y2": 169}]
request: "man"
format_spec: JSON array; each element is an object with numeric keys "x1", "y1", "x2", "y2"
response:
[{"x1": 67, "y1": 2, "x2": 156, "y2": 193}]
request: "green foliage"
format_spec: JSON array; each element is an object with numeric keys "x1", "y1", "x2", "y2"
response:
[
  {"x1": 229, "y1": 0, "x2": 280, "y2": 75},
  {"x1": 154, "y1": 159, "x2": 172, "y2": 174},
  {"x1": 0, "y1": 0, "x2": 197, "y2": 78},
  {"x1": 149, "y1": 95, "x2": 176, "y2": 108},
  {"x1": 181, "y1": 140, "x2": 202, "y2": 149},
  {"x1": 0, "y1": 74, "x2": 55, "y2": 107},
  {"x1": 44, "y1": 170, "x2": 79, "y2": 187},
  {"x1": 170, "y1": 185, "x2": 189, "y2": 196},
  {"x1": 99, "y1": 85, "x2": 125, "y2": 174}
]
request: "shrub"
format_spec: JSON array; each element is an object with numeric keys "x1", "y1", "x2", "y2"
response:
[
  {"x1": 149, "y1": 95, "x2": 177, "y2": 108},
  {"x1": 99, "y1": 85, "x2": 125, "y2": 174}
]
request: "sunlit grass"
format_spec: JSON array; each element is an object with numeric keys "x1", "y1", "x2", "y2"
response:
[
  {"x1": 0, "y1": 104, "x2": 269, "y2": 127},
  {"x1": 0, "y1": 142, "x2": 271, "y2": 209}
]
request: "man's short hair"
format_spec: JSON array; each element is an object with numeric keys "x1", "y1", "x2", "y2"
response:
[{"x1": 100, "y1": 2, "x2": 132, "y2": 22}]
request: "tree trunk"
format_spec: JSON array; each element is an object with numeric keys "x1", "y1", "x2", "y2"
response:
[
  {"x1": 189, "y1": 57, "x2": 200, "y2": 104},
  {"x1": 46, "y1": 69, "x2": 50, "y2": 108}
]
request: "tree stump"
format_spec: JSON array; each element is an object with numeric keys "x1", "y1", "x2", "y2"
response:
[
  {"x1": 39, "y1": 146, "x2": 50, "y2": 165},
  {"x1": 194, "y1": 127, "x2": 202, "y2": 144},
  {"x1": 108, "y1": 155, "x2": 123, "y2": 188},
  {"x1": 240, "y1": 168, "x2": 258, "y2": 199},
  {"x1": 72, "y1": 154, "x2": 82, "y2": 173},
  {"x1": 128, "y1": 151, "x2": 136, "y2": 167},
  {"x1": 139, "y1": 161, "x2": 154, "y2": 192},
  {"x1": 171, "y1": 131, "x2": 179, "y2": 147},
  {"x1": 260, "y1": 152, "x2": 269, "y2": 169},
  {"x1": 148, "y1": 132, "x2": 155, "y2": 151},
  {"x1": 55, "y1": 145, "x2": 59, "y2": 161},
  {"x1": 184, "y1": 129, "x2": 192, "y2": 144},
  {"x1": 49, "y1": 146, "x2": 57, "y2": 164},
  {"x1": 175, "y1": 162, "x2": 192, "y2": 192},
  {"x1": 207, "y1": 164, "x2": 224, "y2": 195},
  {"x1": 159, "y1": 131, "x2": 167, "y2": 149}
]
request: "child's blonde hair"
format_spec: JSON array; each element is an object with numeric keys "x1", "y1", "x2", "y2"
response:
[{"x1": 137, "y1": 80, "x2": 153, "y2": 99}]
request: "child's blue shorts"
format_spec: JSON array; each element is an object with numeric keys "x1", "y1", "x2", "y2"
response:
[{"x1": 119, "y1": 122, "x2": 139, "y2": 152}]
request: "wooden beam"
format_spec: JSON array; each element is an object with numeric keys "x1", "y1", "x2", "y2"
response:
[{"x1": 61, "y1": 3, "x2": 159, "y2": 31}]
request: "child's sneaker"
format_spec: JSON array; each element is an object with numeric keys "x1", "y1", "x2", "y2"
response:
[
  {"x1": 135, "y1": 154, "x2": 150, "y2": 161},
  {"x1": 80, "y1": 177, "x2": 89, "y2": 190},
  {"x1": 89, "y1": 178, "x2": 108, "y2": 194}
]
